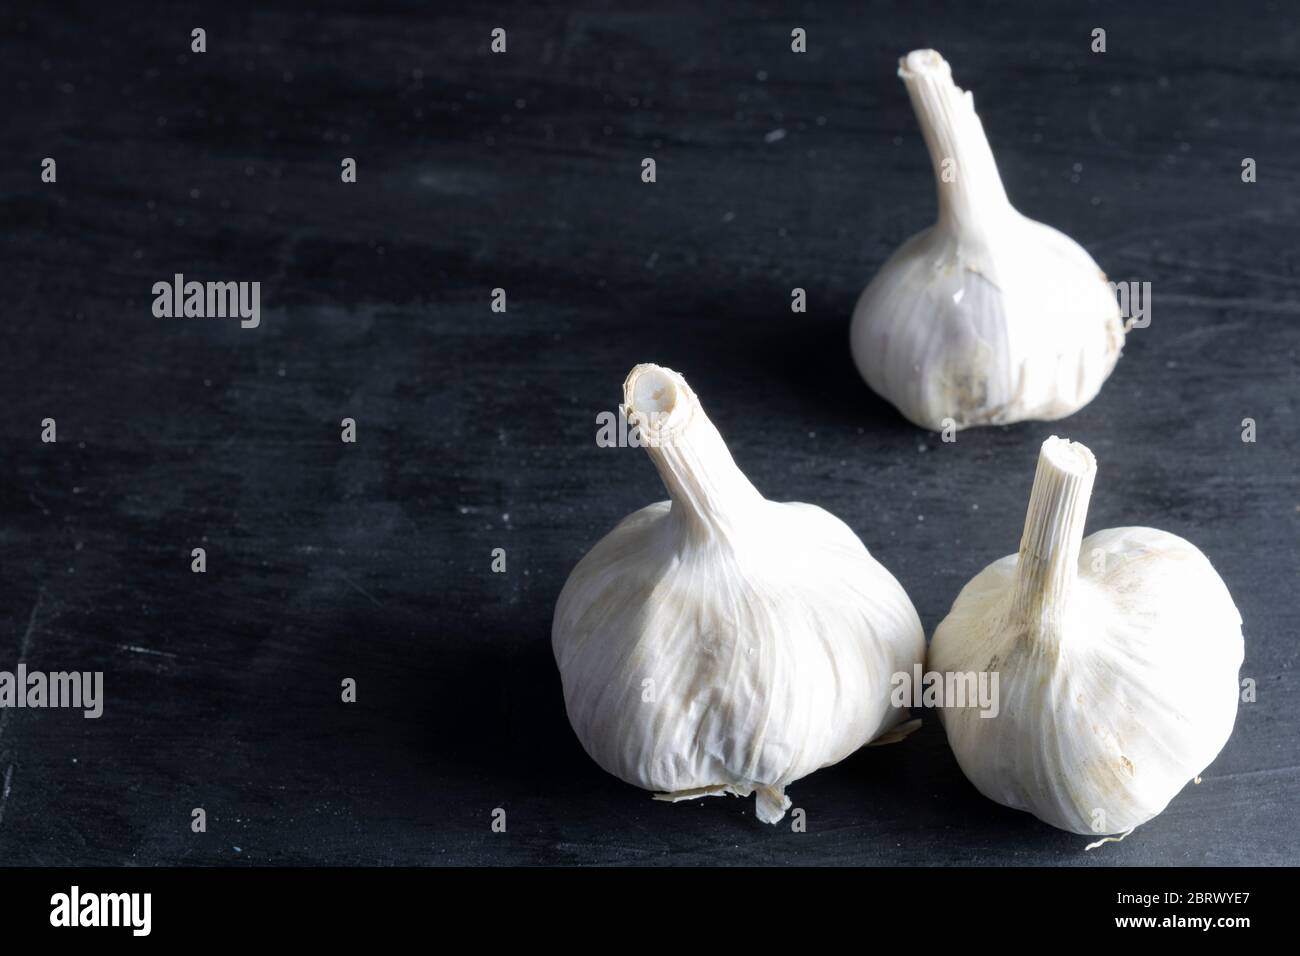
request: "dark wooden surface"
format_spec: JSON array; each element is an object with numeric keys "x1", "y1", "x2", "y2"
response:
[{"x1": 1, "y1": 1, "x2": 1296, "y2": 866}]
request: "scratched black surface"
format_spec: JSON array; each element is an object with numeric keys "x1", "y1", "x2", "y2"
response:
[{"x1": 0, "y1": 1, "x2": 1296, "y2": 866}]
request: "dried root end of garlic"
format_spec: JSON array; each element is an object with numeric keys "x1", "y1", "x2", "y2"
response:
[
  {"x1": 850, "y1": 50, "x2": 1124, "y2": 431},
  {"x1": 929, "y1": 436, "x2": 1243, "y2": 836},
  {"x1": 653, "y1": 783, "x2": 792, "y2": 825},
  {"x1": 553, "y1": 364, "x2": 925, "y2": 823}
]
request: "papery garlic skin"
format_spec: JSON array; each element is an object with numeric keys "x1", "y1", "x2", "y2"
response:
[
  {"x1": 850, "y1": 50, "x2": 1124, "y2": 431},
  {"x1": 553, "y1": 364, "x2": 925, "y2": 823},
  {"x1": 929, "y1": 437, "x2": 1243, "y2": 836}
]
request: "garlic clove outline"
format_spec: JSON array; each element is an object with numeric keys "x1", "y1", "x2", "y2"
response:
[
  {"x1": 850, "y1": 50, "x2": 1125, "y2": 431},
  {"x1": 928, "y1": 436, "x2": 1244, "y2": 837},
  {"x1": 552, "y1": 364, "x2": 926, "y2": 823}
]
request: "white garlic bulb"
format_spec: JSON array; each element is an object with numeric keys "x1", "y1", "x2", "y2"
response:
[
  {"x1": 929, "y1": 436, "x2": 1243, "y2": 837},
  {"x1": 850, "y1": 50, "x2": 1125, "y2": 431},
  {"x1": 553, "y1": 364, "x2": 925, "y2": 823}
]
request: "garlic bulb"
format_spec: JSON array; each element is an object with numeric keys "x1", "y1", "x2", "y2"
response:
[
  {"x1": 929, "y1": 436, "x2": 1243, "y2": 837},
  {"x1": 553, "y1": 364, "x2": 925, "y2": 823},
  {"x1": 850, "y1": 50, "x2": 1125, "y2": 431}
]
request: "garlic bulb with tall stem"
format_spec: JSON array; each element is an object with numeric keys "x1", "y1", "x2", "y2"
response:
[
  {"x1": 851, "y1": 50, "x2": 1125, "y2": 431},
  {"x1": 929, "y1": 437, "x2": 1243, "y2": 837},
  {"x1": 553, "y1": 364, "x2": 925, "y2": 823}
]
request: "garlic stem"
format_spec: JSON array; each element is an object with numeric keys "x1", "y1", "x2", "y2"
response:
[
  {"x1": 899, "y1": 49, "x2": 1012, "y2": 235},
  {"x1": 1010, "y1": 437, "x2": 1097, "y2": 637},
  {"x1": 622, "y1": 364, "x2": 762, "y2": 540}
]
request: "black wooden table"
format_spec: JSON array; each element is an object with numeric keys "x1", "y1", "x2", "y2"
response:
[{"x1": 2, "y1": 1, "x2": 1296, "y2": 866}]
